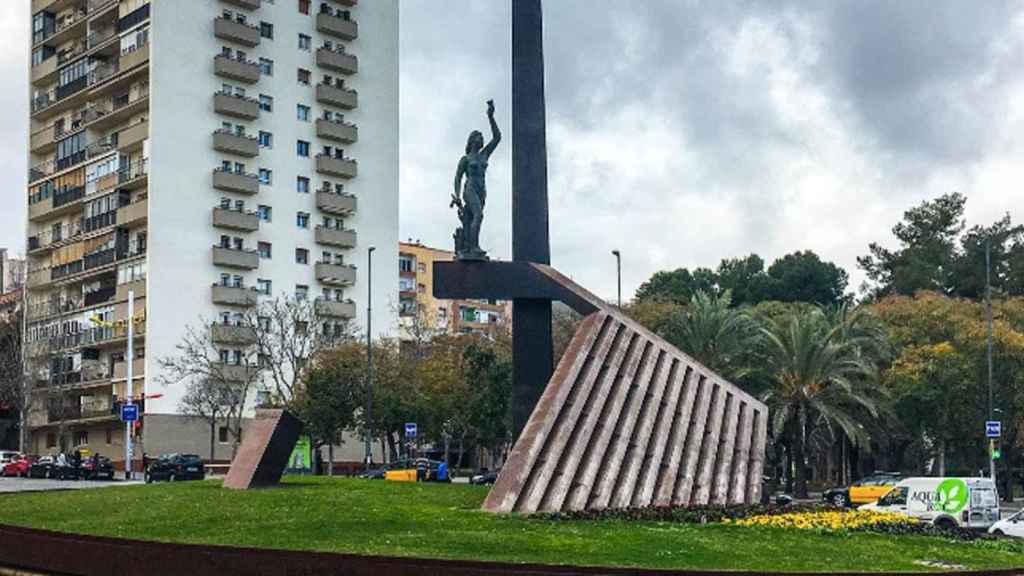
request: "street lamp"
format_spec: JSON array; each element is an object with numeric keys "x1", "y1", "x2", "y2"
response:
[
  {"x1": 364, "y1": 246, "x2": 376, "y2": 473},
  {"x1": 611, "y1": 250, "x2": 621, "y2": 307}
]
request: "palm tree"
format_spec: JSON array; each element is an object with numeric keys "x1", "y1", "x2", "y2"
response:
[
  {"x1": 759, "y1": 306, "x2": 888, "y2": 498},
  {"x1": 663, "y1": 290, "x2": 762, "y2": 382}
]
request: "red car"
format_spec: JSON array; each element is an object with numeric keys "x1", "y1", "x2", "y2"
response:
[{"x1": 2, "y1": 455, "x2": 37, "y2": 478}]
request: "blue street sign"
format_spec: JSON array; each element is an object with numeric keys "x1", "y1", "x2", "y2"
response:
[
  {"x1": 121, "y1": 403, "x2": 139, "y2": 423},
  {"x1": 404, "y1": 422, "x2": 417, "y2": 438},
  {"x1": 986, "y1": 420, "x2": 1001, "y2": 438}
]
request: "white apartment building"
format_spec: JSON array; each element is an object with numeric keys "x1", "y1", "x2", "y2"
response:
[{"x1": 24, "y1": 0, "x2": 398, "y2": 466}]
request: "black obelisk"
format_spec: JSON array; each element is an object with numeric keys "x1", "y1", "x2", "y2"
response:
[{"x1": 511, "y1": 0, "x2": 553, "y2": 440}]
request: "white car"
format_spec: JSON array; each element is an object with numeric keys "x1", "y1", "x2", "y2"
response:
[
  {"x1": 989, "y1": 510, "x2": 1024, "y2": 538},
  {"x1": 0, "y1": 451, "x2": 19, "y2": 464}
]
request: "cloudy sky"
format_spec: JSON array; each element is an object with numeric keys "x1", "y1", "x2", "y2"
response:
[{"x1": 3, "y1": 1, "x2": 1023, "y2": 301}]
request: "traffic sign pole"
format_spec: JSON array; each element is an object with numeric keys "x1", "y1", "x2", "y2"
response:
[{"x1": 125, "y1": 290, "x2": 134, "y2": 481}]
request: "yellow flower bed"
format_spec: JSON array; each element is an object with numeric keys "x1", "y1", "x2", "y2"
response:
[{"x1": 724, "y1": 510, "x2": 917, "y2": 531}]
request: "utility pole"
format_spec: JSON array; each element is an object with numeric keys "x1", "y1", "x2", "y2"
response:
[
  {"x1": 986, "y1": 237, "x2": 996, "y2": 485},
  {"x1": 364, "y1": 246, "x2": 375, "y2": 473},
  {"x1": 125, "y1": 289, "x2": 135, "y2": 481},
  {"x1": 612, "y1": 250, "x2": 621, "y2": 307}
]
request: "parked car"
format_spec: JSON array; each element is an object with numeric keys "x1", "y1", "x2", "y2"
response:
[
  {"x1": 863, "y1": 477, "x2": 999, "y2": 530},
  {"x1": 0, "y1": 451, "x2": 20, "y2": 464},
  {"x1": 51, "y1": 458, "x2": 80, "y2": 481},
  {"x1": 81, "y1": 456, "x2": 115, "y2": 481},
  {"x1": 470, "y1": 469, "x2": 500, "y2": 485},
  {"x1": 363, "y1": 458, "x2": 450, "y2": 483},
  {"x1": 28, "y1": 456, "x2": 55, "y2": 479},
  {"x1": 2, "y1": 455, "x2": 36, "y2": 478},
  {"x1": 989, "y1": 509, "x2": 1024, "y2": 538},
  {"x1": 823, "y1": 472, "x2": 902, "y2": 507},
  {"x1": 145, "y1": 454, "x2": 206, "y2": 483}
]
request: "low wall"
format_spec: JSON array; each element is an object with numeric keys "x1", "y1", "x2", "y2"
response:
[{"x1": 0, "y1": 524, "x2": 1022, "y2": 576}]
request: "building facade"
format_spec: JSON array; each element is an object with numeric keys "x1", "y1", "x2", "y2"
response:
[
  {"x1": 0, "y1": 250, "x2": 27, "y2": 294},
  {"x1": 398, "y1": 241, "x2": 510, "y2": 339},
  {"x1": 25, "y1": 0, "x2": 398, "y2": 465}
]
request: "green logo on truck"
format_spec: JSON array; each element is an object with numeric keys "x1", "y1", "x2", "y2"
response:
[{"x1": 936, "y1": 479, "x2": 969, "y2": 514}]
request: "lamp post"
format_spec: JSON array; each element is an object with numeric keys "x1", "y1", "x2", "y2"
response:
[
  {"x1": 986, "y1": 237, "x2": 996, "y2": 485},
  {"x1": 364, "y1": 246, "x2": 375, "y2": 473},
  {"x1": 611, "y1": 250, "x2": 621, "y2": 307}
]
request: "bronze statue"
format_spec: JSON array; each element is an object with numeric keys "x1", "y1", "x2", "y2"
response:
[{"x1": 452, "y1": 100, "x2": 501, "y2": 260}]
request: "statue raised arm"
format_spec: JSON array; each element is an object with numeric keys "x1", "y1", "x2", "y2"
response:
[{"x1": 452, "y1": 100, "x2": 501, "y2": 261}]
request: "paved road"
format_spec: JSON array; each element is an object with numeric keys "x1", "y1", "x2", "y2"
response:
[{"x1": 0, "y1": 476, "x2": 142, "y2": 494}]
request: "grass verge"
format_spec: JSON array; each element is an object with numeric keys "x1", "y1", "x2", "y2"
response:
[{"x1": 0, "y1": 476, "x2": 1020, "y2": 573}]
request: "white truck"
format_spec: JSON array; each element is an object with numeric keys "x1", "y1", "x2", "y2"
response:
[{"x1": 861, "y1": 477, "x2": 999, "y2": 530}]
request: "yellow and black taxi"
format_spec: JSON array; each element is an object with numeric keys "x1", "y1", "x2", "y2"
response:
[{"x1": 823, "y1": 472, "x2": 902, "y2": 507}]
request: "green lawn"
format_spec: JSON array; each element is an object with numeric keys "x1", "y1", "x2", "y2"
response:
[{"x1": 0, "y1": 477, "x2": 1020, "y2": 573}]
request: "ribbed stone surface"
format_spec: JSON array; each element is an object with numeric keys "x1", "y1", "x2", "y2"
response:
[{"x1": 483, "y1": 282, "x2": 767, "y2": 513}]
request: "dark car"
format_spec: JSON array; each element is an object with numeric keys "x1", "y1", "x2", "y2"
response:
[
  {"x1": 51, "y1": 459, "x2": 80, "y2": 480},
  {"x1": 145, "y1": 454, "x2": 206, "y2": 483},
  {"x1": 28, "y1": 456, "x2": 55, "y2": 479},
  {"x1": 470, "y1": 469, "x2": 500, "y2": 485},
  {"x1": 82, "y1": 456, "x2": 115, "y2": 481}
]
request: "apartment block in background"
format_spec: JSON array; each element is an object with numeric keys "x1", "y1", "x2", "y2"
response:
[{"x1": 24, "y1": 0, "x2": 398, "y2": 466}]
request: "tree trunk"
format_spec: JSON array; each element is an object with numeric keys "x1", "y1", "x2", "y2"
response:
[
  {"x1": 443, "y1": 435, "x2": 450, "y2": 466},
  {"x1": 209, "y1": 419, "x2": 216, "y2": 462},
  {"x1": 794, "y1": 405, "x2": 809, "y2": 499},
  {"x1": 456, "y1": 434, "x2": 466, "y2": 469},
  {"x1": 328, "y1": 443, "x2": 334, "y2": 476},
  {"x1": 937, "y1": 439, "x2": 946, "y2": 477}
]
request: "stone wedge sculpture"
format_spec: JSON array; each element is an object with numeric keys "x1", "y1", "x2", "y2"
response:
[{"x1": 223, "y1": 409, "x2": 303, "y2": 490}]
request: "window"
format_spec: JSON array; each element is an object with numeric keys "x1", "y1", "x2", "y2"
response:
[
  {"x1": 257, "y1": 205, "x2": 272, "y2": 221},
  {"x1": 296, "y1": 248, "x2": 309, "y2": 264},
  {"x1": 219, "y1": 426, "x2": 229, "y2": 443},
  {"x1": 259, "y1": 94, "x2": 273, "y2": 112},
  {"x1": 257, "y1": 279, "x2": 272, "y2": 295},
  {"x1": 298, "y1": 34, "x2": 311, "y2": 51},
  {"x1": 295, "y1": 285, "x2": 309, "y2": 300},
  {"x1": 106, "y1": 428, "x2": 113, "y2": 445},
  {"x1": 258, "y1": 242, "x2": 272, "y2": 259},
  {"x1": 299, "y1": 0, "x2": 310, "y2": 15},
  {"x1": 297, "y1": 68, "x2": 311, "y2": 85},
  {"x1": 259, "y1": 169, "x2": 272, "y2": 184},
  {"x1": 297, "y1": 104, "x2": 310, "y2": 122},
  {"x1": 46, "y1": 433, "x2": 57, "y2": 449},
  {"x1": 296, "y1": 212, "x2": 310, "y2": 228},
  {"x1": 399, "y1": 256, "x2": 414, "y2": 273},
  {"x1": 258, "y1": 131, "x2": 273, "y2": 148},
  {"x1": 74, "y1": 430, "x2": 88, "y2": 447},
  {"x1": 297, "y1": 140, "x2": 310, "y2": 157},
  {"x1": 259, "y1": 58, "x2": 274, "y2": 76},
  {"x1": 296, "y1": 176, "x2": 310, "y2": 193},
  {"x1": 260, "y1": 22, "x2": 274, "y2": 39}
]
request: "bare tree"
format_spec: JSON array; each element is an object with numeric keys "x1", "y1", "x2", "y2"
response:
[
  {"x1": 158, "y1": 323, "x2": 259, "y2": 458},
  {"x1": 248, "y1": 295, "x2": 355, "y2": 406},
  {"x1": 0, "y1": 310, "x2": 27, "y2": 450}
]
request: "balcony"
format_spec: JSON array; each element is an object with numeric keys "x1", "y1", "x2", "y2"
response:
[
  {"x1": 213, "y1": 363, "x2": 258, "y2": 383},
  {"x1": 317, "y1": 12, "x2": 358, "y2": 42},
  {"x1": 213, "y1": 129, "x2": 259, "y2": 157},
  {"x1": 316, "y1": 48, "x2": 358, "y2": 75},
  {"x1": 119, "y1": 44, "x2": 150, "y2": 74},
  {"x1": 211, "y1": 323, "x2": 257, "y2": 345},
  {"x1": 29, "y1": 124, "x2": 58, "y2": 153},
  {"x1": 119, "y1": 159, "x2": 148, "y2": 188},
  {"x1": 316, "y1": 226, "x2": 357, "y2": 249},
  {"x1": 212, "y1": 168, "x2": 260, "y2": 195},
  {"x1": 213, "y1": 207, "x2": 260, "y2": 231},
  {"x1": 28, "y1": 187, "x2": 86, "y2": 222},
  {"x1": 214, "y1": 54, "x2": 261, "y2": 84},
  {"x1": 116, "y1": 198, "x2": 148, "y2": 227},
  {"x1": 221, "y1": 0, "x2": 261, "y2": 9},
  {"x1": 212, "y1": 246, "x2": 260, "y2": 270},
  {"x1": 212, "y1": 284, "x2": 259, "y2": 307},
  {"x1": 31, "y1": 56, "x2": 59, "y2": 84},
  {"x1": 118, "y1": 120, "x2": 148, "y2": 151},
  {"x1": 316, "y1": 118, "x2": 358, "y2": 144},
  {"x1": 116, "y1": 279, "x2": 146, "y2": 302},
  {"x1": 316, "y1": 262, "x2": 356, "y2": 286},
  {"x1": 316, "y1": 155, "x2": 358, "y2": 179},
  {"x1": 316, "y1": 83, "x2": 358, "y2": 110},
  {"x1": 316, "y1": 191, "x2": 357, "y2": 215},
  {"x1": 112, "y1": 358, "x2": 145, "y2": 382},
  {"x1": 213, "y1": 91, "x2": 260, "y2": 120},
  {"x1": 315, "y1": 298, "x2": 356, "y2": 319},
  {"x1": 214, "y1": 17, "x2": 261, "y2": 47}
]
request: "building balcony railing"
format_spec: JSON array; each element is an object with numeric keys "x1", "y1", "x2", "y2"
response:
[
  {"x1": 212, "y1": 283, "x2": 260, "y2": 307},
  {"x1": 118, "y1": 119, "x2": 148, "y2": 151},
  {"x1": 213, "y1": 129, "x2": 259, "y2": 157},
  {"x1": 316, "y1": 118, "x2": 358, "y2": 144},
  {"x1": 316, "y1": 11, "x2": 358, "y2": 42},
  {"x1": 112, "y1": 358, "x2": 145, "y2": 382},
  {"x1": 316, "y1": 83, "x2": 358, "y2": 110},
  {"x1": 117, "y1": 197, "x2": 148, "y2": 228},
  {"x1": 116, "y1": 279, "x2": 146, "y2": 302},
  {"x1": 28, "y1": 186, "x2": 86, "y2": 222},
  {"x1": 316, "y1": 154, "x2": 358, "y2": 179},
  {"x1": 212, "y1": 168, "x2": 260, "y2": 195},
  {"x1": 119, "y1": 159, "x2": 149, "y2": 187},
  {"x1": 315, "y1": 297, "x2": 356, "y2": 319},
  {"x1": 315, "y1": 226, "x2": 357, "y2": 249},
  {"x1": 316, "y1": 47, "x2": 358, "y2": 75},
  {"x1": 33, "y1": 6, "x2": 87, "y2": 47},
  {"x1": 211, "y1": 362, "x2": 259, "y2": 383},
  {"x1": 213, "y1": 206, "x2": 260, "y2": 232},
  {"x1": 214, "y1": 16, "x2": 261, "y2": 47},
  {"x1": 214, "y1": 54, "x2": 261, "y2": 84},
  {"x1": 210, "y1": 322, "x2": 257, "y2": 345},
  {"x1": 316, "y1": 190, "x2": 357, "y2": 216},
  {"x1": 30, "y1": 134, "x2": 118, "y2": 183},
  {"x1": 221, "y1": 0, "x2": 262, "y2": 10},
  {"x1": 315, "y1": 262, "x2": 356, "y2": 286},
  {"x1": 87, "y1": 27, "x2": 118, "y2": 51},
  {"x1": 212, "y1": 246, "x2": 260, "y2": 270},
  {"x1": 28, "y1": 221, "x2": 83, "y2": 254},
  {"x1": 213, "y1": 90, "x2": 261, "y2": 120}
]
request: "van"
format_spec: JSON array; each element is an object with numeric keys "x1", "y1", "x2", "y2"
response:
[{"x1": 861, "y1": 477, "x2": 999, "y2": 530}]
